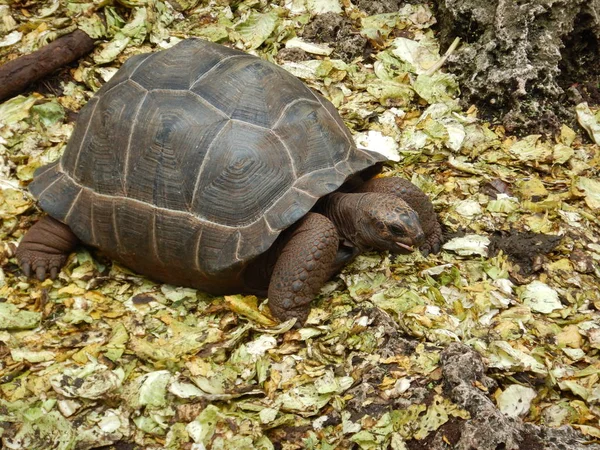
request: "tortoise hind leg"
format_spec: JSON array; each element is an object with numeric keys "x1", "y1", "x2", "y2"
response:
[
  {"x1": 268, "y1": 212, "x2": 339, "y2": 327},
  {"x1": 16, "y1": 216, "x2": 79, "y2": 281}
]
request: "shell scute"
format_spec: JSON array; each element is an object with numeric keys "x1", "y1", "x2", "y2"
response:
[
  {"x1": 63, "y1": 81, "x2": 147, "y2": 197},
  {"x1": 190, "y1": 56, "x2": 309, "y2": 129},
  {"x1": 129, "y1": 39, "x2": 246, "y2": 91},
  {"x1": 124, "y1": 89, "x2": 228, "y2": 211},
  {"x1": 191, "y1": 121, "x2": 295, "y2": 226},
  {"x1": 273, "y1": 99, "x2": 350, "y2": 179}
]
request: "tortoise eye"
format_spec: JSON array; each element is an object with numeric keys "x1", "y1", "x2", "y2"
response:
[{"x1": 389, "y1": 224, "x2": 405, "y2": 236}]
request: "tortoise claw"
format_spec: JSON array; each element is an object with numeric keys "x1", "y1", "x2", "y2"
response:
[
  {"x1": 19, "y1": 257, "x2": 63, "y2": 282},
  {"x1": 36, "y1": 265, "x2": 46, "y2": 281},
  {"x1": 21, "y1": 262, "x2": 31, "y2": 278},
  {"x1": 18, "y1": 253, "x2": 67, "y2": 282}
]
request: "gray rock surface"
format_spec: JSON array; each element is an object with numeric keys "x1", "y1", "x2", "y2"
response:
[
  {"x1": 437, "y1": 343, "x2": 600, "y2": 450},
  {"x1": 433, "y1": 0, "x2": 600, "y2": 135}
]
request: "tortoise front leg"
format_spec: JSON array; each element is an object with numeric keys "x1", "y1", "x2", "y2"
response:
[
  {"x1": 356, "y1": 177, "x2": 443, "y2": 255},
  {"x1": 16, "y1": 216, "x2": 79, "y2": 281},
  {"x1": 268, "y1": 212, "x2": 339, "y2": 327},
  {"x1": 332, "y1": 243, "x2": 361, "y2": 274}
]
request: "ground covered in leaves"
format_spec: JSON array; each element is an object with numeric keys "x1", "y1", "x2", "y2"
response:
[{"x1": 1, "y1": 1, "x2": 600, "y2": 449}]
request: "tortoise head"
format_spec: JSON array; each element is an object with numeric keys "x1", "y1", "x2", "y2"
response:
[{"x1": 354, "y1": 194, "x2": 425, "y2": 254}]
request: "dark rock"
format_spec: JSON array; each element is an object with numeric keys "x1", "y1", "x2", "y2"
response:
[
  {"x1": 436, "y1": 343, "x2": 600, "y2": 450},
  {"x1": 488, "y1": 230, "x2": 562, "y2": 276},
  {"x1": 432, "y1": 0, "x2": 600, "y2": 136}
]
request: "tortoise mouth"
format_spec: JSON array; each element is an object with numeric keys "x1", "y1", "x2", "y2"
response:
[{"x1": 393, "y1": 240, "x2": 415, "y2": 253}]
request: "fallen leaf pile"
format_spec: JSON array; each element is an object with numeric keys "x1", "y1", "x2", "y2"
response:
[{"x1": 0, "y1": 0, "x2": 599, "y2": 449}]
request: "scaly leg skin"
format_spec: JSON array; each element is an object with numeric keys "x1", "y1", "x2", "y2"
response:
[
  {"x1": 268, "y1": 212, "x2": 339, "y2": 327},
  {"x1": 16, "y1": 215, "x2": 79, "y2": 281},
  {"x1": 357, "y1": 177, "x2": 443, "y2": 255},
  {"x1": 331, "y1": 243, "x2": 361, "y2": 275}
]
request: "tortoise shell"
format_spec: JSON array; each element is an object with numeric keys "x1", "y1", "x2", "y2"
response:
[{"x1": 29, "y1": 38, "x2": 384, "y2": 289}]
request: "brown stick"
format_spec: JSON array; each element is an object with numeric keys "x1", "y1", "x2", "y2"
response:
[{"x1": 0, "y1": 29, "x2": 95, "y2": 102}]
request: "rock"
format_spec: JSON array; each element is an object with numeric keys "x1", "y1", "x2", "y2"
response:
[
  {"x1": 433, "y1": 0, "x2": 600, "y2": 136},
  {"x1": 435, "y1": 343, "x2": 600, "y2": 450}
]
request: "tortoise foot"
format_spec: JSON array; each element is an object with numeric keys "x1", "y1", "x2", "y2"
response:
[
  {"x1": 16, "y1": 216, "x2": 79, "y2": 281},
  {"x1": 420, "y1": 220, "x2": 443, "y2": 256},
  {"x1": 17, "y1": 250, "x2": 67, "y2": 281},
  {"x1": 269, "y1": 303, "x2": 310, "y2": 329}
]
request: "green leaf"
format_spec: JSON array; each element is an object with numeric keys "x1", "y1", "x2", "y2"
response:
[
  {"x1": 306, "y1": 0, "x2": 342, "y2": 14},
  {"x1": 366, "y1": 79, "x2": 414, "y2": 106},
  {"x1": 413, "y1": 73, "x2": 459, "y2": 104},
  {"x1": 361, "y1": 13, "x2": 402, "y2": 41},
  {"x1": 2, "y1": 409, "x2": 76, "y2": 450},
  {"x1": 0, "y1": 95, "x2": 37, "y2": 125},
  {"x1": 235, "y1": 11, "x2": 279, "y2": 49},
  {"x1": 0, "y1": 302, "x2": 41, "y2": 330},
  {"x1": 31, "y1": 101, "x2": 66, "y2": 127},
  {"x1": 138, "y1": 370, "x2": 171, "y2": 407},
  {"x1": 186, "y1": 405, "x2": 220, "y2": 445}
]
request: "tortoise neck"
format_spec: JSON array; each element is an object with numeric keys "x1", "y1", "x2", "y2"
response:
[{"x1": 320, "y1": 192, "x2": 370, "y2": 249}]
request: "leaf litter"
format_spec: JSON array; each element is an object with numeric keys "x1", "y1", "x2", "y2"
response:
[{"x1": 0, "y1": 0, "x2": 599, "y2": 448}]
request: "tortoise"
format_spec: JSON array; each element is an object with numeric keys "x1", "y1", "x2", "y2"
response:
[{"x1": 16, "y1": 38, "x2": 442, "y2": 325}]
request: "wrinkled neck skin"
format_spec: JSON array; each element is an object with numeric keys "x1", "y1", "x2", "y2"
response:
[{"x1": 320, "y1": 192, "x2": 378, "y2": 251}]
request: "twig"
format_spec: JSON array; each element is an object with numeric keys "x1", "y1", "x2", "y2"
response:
[{"x1": 0, "y1": 29, "x2": 96, "y2": 102}]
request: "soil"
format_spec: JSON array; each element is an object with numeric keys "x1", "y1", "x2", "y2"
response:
[
  {"x1": 405, "y1": 417, "x2": 463, "y2": 450},
  {"x1": 355, "y1": 0, "x2": 427, "y2": 15},
  {"x1": 267, "y1": 425, "x2": 312, "y2": 449},
  {"x1": 28, "y1": 68, "x2": 71, "y2": 97},
  {"x1": 301, "y1": 12, "x2": 367, "y2": 62},
  {"x1": 276, "y1": 47, "x2": 311, "y2": 62},
  {"x1": 488, "y1": 231, "x2": 562, "y2": 276},
  {"x1": 557, "y1": 9, "x2": 600, "y2": 106},
  {"x1": 355, "y1": 0, "x2": 404, "y2": 15},
  {"x1": 267, "y1": 343, "x2": 600, "y2": 449}
]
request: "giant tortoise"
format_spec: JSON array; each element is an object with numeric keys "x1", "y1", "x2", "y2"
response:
[{"x1": 16, "y1": 38, "x2": 442, "y2": 325}]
